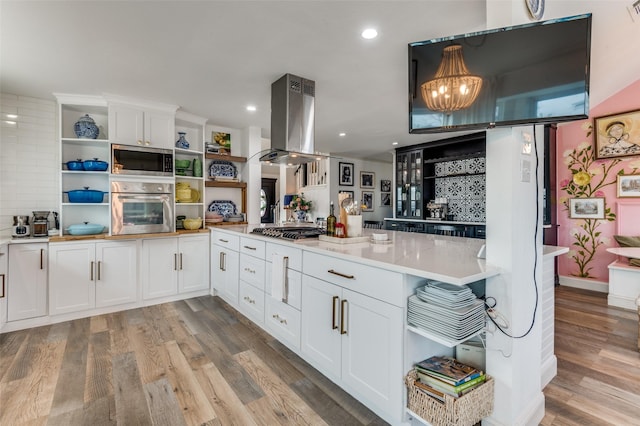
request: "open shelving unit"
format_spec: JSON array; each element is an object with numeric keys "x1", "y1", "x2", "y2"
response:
[{"x1": 204, "y1": 152, "x2": 248, "y2": 225}]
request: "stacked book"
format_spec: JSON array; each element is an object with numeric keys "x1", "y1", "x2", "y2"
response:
[
  {"x1": 407, "y1": 281, "x2": 485, "y2": 341},
  {"x1": 413, "y1": 355, "x2": 486, "y2": 401}
]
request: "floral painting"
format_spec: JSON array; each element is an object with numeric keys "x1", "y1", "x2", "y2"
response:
[{"x1": 560, "y1": 122, "x2": 640, "y2": 278}]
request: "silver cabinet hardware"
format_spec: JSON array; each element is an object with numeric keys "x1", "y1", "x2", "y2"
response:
[
  {"x1": 90, "y1": 261, "x2": 95, "y2": 281},
  {"x1": 272, "y1": 314, "x2": 287, "y2": 325},
  {"x1": 243, "y1": 245, "x2": 257, "y2": 250},
  {"x1": 174, "y1": 253, "x2": 178, "y2": 270},
  {"x1": 243, "y1": 267, "x2": 255, "y2": 274},
  {"x1": 0, "y1": 273, "x2": 5, "y2": 298},
  {"x1": 219, "y1": 251, "x2": 226, "y2": 271},
  {"x1": 40, "y1": 249, "x2": 44, "y2": 270},
  {"x1": 219, "y1": 238, "x2": 229, "y2": 243},
  {"x1": 328, "y1": 269, "x2": 354, "y2": 279},
  {"x1": 243, "y1": 296, "x2": 256, "y2": 304},
  {"x1": 332, "y1": 296, "x2": 339, "y2": 330},
  {"x1": 97, "y1": 261, "x2": 102, "y2": 280},
  {"x1": 179, "y1": 253, "x2": 183, "y2": 270}
]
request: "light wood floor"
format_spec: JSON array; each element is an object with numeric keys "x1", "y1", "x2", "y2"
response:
[
  {"x1": 541, "y1": 286, "x2": 640, "y2": 426},
  {"x1": 0, "y1": 296, "x2": 387, "y2": 426},
  {"x1": 1, "y1": 287, "x2": 638, "y2": 425}
]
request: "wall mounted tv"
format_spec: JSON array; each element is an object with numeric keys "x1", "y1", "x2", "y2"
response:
[{"x1": 409, "y1": 14, "x2": 592, "y2": 133}]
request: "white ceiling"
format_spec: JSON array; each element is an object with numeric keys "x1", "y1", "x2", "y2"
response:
[{"x1": 2, "y1": 1, "x2": 639, "y2": 162}]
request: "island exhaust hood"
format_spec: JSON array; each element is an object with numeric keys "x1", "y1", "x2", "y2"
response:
[{"x1": 260, "y1": 73, "x2": 329, "y2": 165}]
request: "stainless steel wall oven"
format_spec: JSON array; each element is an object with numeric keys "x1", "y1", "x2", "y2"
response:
[{"x1": 111, "y1": 181, "x2": 174, "y2": 235}]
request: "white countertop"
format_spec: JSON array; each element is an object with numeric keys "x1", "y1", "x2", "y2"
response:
[
  {"x1": 213, "y1": 224, "x2": 498, "y2": 285},
  {"x1": 607, "y1": 247, "x2": 640, "y2": 258}
]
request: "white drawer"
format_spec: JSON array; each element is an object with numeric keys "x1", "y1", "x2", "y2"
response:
[
  {"x1": 266, "y1": 242, "x2": 302, "y2": 271},
  {"x1": 240, "y1": 237, "x2": 266, "y2": 259},
  {"x1": 303, "y1": 251, "x2": 404, "y2": 307},
  {"x1": 265, "y1": 264, "x2": 302, "y2": 310},
  {"x1": 239, "y1": 281, "x2": 265, "y2": 324},
  {"x1": 239, "y1": 253, "x2": 265, "y2": 290},
  {"x1": 211, "y1": 230, "x2": 240, "y2": 251},
  {"x1": 265, "y1": 297, "x2": 301, "y2": 351}
]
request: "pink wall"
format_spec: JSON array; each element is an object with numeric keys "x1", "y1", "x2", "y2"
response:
[{"x1": 557, "y1": 79, "x2": 640, "y2": 281}]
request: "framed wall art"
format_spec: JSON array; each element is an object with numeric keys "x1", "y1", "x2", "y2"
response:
[
  {"x1": 569, "y1": 197, "x2": 606, "y2": 219},
  {"x1": 380, "y1": 192, "x2": 391, "y2": 206},
  {"x1": 362, "y1": 191, "x2": 374, "y2": 211},
  {"x1": 594, "y1": 109, "x2": 640, "y2": 159},
  {"x1": 617, "y1": 174, "x2": 640, "y2": 198},
  {"x1": 339, "y1": 162, "x2": 354, "y2": 186},
  {"x1": 360, "y1": 171, "x2": 375, "y2": 189},
  {"x1": 380, "y1": 179, "x2": 391, "y2": 192}
]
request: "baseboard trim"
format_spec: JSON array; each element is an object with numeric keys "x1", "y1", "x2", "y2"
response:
[
  {"x1": 607, "y1": 294, "x2": 638, "y2": 310},
  {"x1": 558, "y1": 275, "x2": 608, "y2": 293}
]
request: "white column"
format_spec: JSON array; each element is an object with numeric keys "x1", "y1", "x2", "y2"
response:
[
  {"x1": 485, "y1": 125, "x2": 545, "y2": 425},
  {"x1": 243, "y1": 126, "x2": 262, "y2": 225}
]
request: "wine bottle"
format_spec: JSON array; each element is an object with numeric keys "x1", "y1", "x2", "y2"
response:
[{"x1": 327, "y1": 202, "x2": 336, "y2": 237}]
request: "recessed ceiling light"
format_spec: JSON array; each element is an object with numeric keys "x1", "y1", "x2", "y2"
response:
[
  {"x1": 392, "y1": 141, "x2": 399, "y2": 146},
  {"x1": 5, "y1": 114, "x2": 18, "y2": 119},
  {"x1": 246, "y1": 105, "x2": 257, "y2": 112},
  {"x1": 339, "y1": 132, "x2": 346, "y2": 137},
  {"x1": 361, "y1": 28, "x2": 378, "y2": 39}
]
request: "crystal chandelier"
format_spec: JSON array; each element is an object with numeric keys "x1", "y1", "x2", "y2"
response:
[{"x1": 421, "y1": 44, "x2": 482, "y2": 113}]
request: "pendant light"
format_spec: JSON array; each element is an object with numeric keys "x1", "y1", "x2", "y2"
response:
[{"x1": 421, "y1": 44, "x2": 482, "y2": 113}]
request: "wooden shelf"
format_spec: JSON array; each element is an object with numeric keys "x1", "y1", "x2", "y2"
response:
[
  {"x1": 207, "y1": 221, "x2": 248, "y2": 227},
  {"x1": 205, "y1": 181, "x2": 247, "y2": 189},
  {"x1": 205, "y1": 153, "x2": 247, "y2": 163}
]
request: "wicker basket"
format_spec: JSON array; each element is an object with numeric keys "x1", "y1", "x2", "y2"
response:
[{"x1": 405, "y1": 369, "x2": 494, "y2": 426}]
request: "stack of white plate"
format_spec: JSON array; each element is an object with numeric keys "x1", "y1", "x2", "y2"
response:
[{"x1": 408, "y1": 281, "x2": 485, "y2": 341}]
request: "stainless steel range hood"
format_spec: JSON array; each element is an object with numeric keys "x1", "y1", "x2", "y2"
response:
[{"x1": 260, "y1": 73, "x2": 329, "y2": 165}]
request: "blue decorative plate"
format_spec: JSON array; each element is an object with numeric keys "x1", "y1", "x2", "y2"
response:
[
  {"x1": 208, "y1": 160, "x2": 237, "y2": 178},
  {"x1": 208, "y1": 200, "x2": 237, "y2": 217}
]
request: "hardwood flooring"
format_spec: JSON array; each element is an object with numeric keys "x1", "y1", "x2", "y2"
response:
[
  {"x1": 0, "y1": 296, "x2": 387, "y2": 426},
  {"x1": 541, "y1": 286, "x2": 640, "y2": 426},
  {"x1": 1, "y1": 286, "x2": 638, "y2": 425}
]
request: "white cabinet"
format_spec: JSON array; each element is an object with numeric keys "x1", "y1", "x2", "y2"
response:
[
  {"x1": 237, "y1": 237, "x2": 266, "y2": 324},
  {"x1": 109, "y1": 103, "x2": 176, "y2": 149},
  {"x1": 301, "y1": 271, "x2": 403, "y2": 419},
  {"x1": 141, "y1": 235, "x2": 209, "y2": 300},
  {"x1": 0, "y1": 244, "x2": 8, "y2": 330},
  {"x1": 211, "y1": 235, "x2": 240, "y2": 307},
  {"x1": 7, "y1": 243, "x2": 48, "y2": 322},
  {"x1": 49, "y1": 241, "x2": 137, "y2": 315},
  {"x1": 178, "y1": 234, "x2": 210, "y2": 293}
]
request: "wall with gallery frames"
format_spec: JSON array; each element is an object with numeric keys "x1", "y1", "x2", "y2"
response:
[{"x1": 556, "y1": 79, "x2": 640, "y2": 283}]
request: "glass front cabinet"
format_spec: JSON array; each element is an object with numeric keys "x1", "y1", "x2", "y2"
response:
[{"x1": 395, "y1": 149, "x2": 422, "y2": 218}]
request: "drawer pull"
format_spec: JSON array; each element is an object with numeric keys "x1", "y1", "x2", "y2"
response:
[
  {"x1": 243, "y1": 245, "x2": 257, "y2": 251},
  {"x1": 218, "y1": 238, "x2": 229, "y2": 243},
  {"x1": 272, "y1": 313, "x2": 287, "y2": 324},
  {"x1": 244, "y1": 267, "x2": 255, "y2": 274},
  {"x1": 243, "y1": 296, "x2": 255, "y2": 304},
  {"x1": 328, "y1": 269, "x2": 354, "y2": 280},
  {"x1": 332, "y1": 296, "x2": 339, "y2": 330},
  {"x1": 340, "y1": 299, "x2": 348, "y2": 335}
]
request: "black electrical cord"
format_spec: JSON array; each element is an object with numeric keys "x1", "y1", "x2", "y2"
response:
[{"x1": 485, "y1": 126, "x2": 540, "y2": 339}]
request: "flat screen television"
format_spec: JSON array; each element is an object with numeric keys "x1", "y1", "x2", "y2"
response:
[{"x1": 408, "y1": 14, "x2": 592, "y2": 133}]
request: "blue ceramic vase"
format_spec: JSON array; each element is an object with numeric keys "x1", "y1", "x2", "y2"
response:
[
  {"x1": 74, "y1": 114, "x2": 99, "y2": 139},
  {"x1": 176, "y1": 132, "x2": 190, "y2": 149}
]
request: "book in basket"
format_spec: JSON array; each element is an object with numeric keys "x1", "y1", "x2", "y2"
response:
[
  {"x1": 416, "y1": 369, "x2": 486, "y2": 397},
  {"x1": 415, "y1": 355, "x2": 482, "y2": 386}
]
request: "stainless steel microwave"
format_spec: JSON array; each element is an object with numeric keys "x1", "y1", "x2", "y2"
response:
[{"x1": 111, "y1": 144, "x2": 173, "y2": 176}]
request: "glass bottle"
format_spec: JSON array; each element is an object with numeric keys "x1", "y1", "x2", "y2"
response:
[{"x1": 327, "y1": 202, "x2": 336, "y2": 237}]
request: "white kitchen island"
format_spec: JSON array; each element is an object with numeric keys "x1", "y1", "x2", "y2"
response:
[{"x1": 212, "y1": 224, "x2": 546, "y2": 425}]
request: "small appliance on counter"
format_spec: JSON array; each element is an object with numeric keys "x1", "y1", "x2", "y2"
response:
[
  {"x1": 12, "y1": 215, "x2": 30, "y2": 238},
  {"x1": 32, "y1": 211, "x2": 51, "y2": 237},
  {"x1": 426, "y1": 198, "x2": 448, "y2": 220}
]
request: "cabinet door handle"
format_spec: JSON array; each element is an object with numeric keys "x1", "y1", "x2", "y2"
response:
[
  {"x1": 328, "y1": 269, "x2": 354, "y2": 280},
  {"x1": 243, "y1": 245, "x2": 257, "y2": 251},
  {"x1": 0, "y1": 273, "x2": 5, "y2": 298},
  {"x1": 97, "y1": 261, "x2": 101, "y2": 280},
  {"x1": 332, "y1": 296, "x2": 339, "y2": 330},
  {"x1": 174, "y1": 253, "x2": 178, "y2": 271},
  {"x1": 282, "y1": 256, "x2": 289, "y2": 304},
  {"x1": 219, "y1": 251, "x2": 226, "y2": 271},
  {"x1": 145, "y1": 140, "x2": 151, "y2": 146},
  {"x1": 40, "y1": 248, "x2": 44, "y2": 270},
  {"x1": 219, "y1": 238, "x2": 229, "y2": 243},
  {"x1": 90, "y1": 261, "x2": 94, "y2": 281},
  {"x1": 340, "y1": 299, "x2": 348, "y2": 335},
  {"x1": 137, "y1": 140, "x2": 143, "y2": 145},
  {"x1": 180, "y1": 253, "x2": 183, "y2": 270}
]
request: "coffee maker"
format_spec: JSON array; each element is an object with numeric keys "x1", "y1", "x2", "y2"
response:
[
  {"x1": 32, "y1": 211, "x2": 50, "y2": 237},
  {"x1": 12, "y1": 216, "x2": 30, "y2": 238}
]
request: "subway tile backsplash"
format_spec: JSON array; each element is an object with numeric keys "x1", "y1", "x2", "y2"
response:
[
  {"x1": 434, "y1": 157, "x2": 486, "y2": 222},
  {"x1": 0, "y1": 94, "x2": 59, "y2": 233}
]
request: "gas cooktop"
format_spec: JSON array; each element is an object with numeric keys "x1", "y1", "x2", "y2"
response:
[{"x1": 251, "y1": 226, "x2": 325, "y2": 241}]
